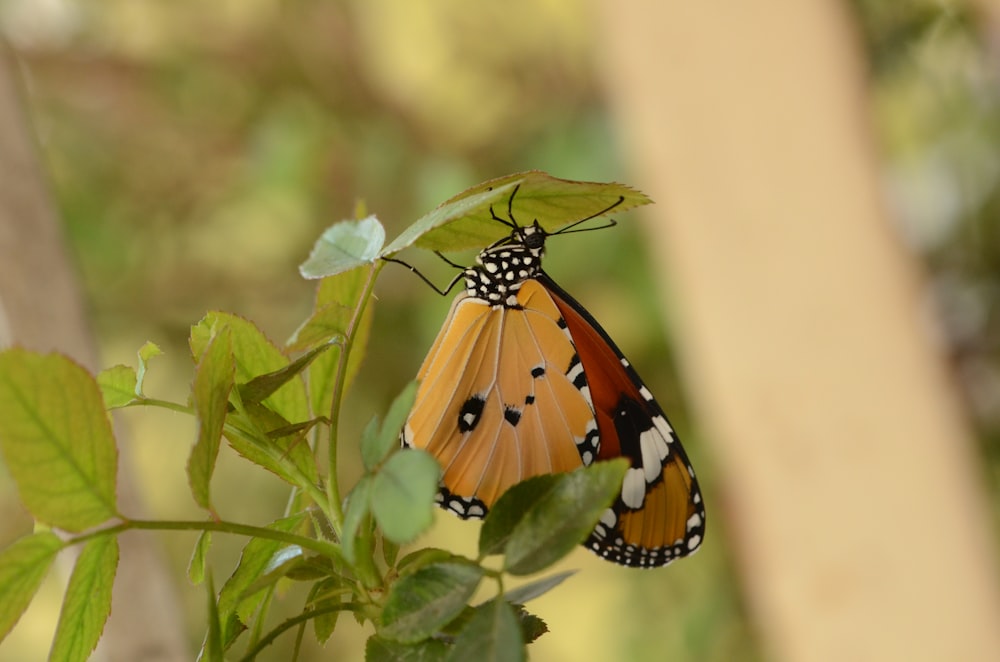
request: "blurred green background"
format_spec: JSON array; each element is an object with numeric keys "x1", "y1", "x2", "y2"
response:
[{"x1": 1, "y1": 1, "x2": 998, "y2": 660}]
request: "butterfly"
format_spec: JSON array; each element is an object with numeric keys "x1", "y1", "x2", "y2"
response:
[{"x1": 399, "y1": 184, "x2": 705, "y2": 567}]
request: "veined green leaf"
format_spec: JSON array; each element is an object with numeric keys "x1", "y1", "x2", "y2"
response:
[
  {"x1": 444, "y1": 599, "x2": 524, "y2": 662},
  {"x1": 365, "y1": 635, "x2": 449, "y2": 662},
  {"x1": 188, "y1": 327, "x2": 235, "y2": 510},
  {"x1": 300, "y1": 215, "x2": 385, "y2": 279},
  {"x1": 371, "y1": 449, "x2": 440, "y2": 545},
  {"x1": 0, "y1": 350, "x2": 119, "y2": 530},
  {"x1": 502, "y1": 460, "x2": 628, "y2": 576},
  {"x1": 383, "y1": 171, "x2": 651, "y2": 255},
  {"x1": 190, "y1": 313, "x2": 309, "y2": 426},
  {"x1": 362, "y1": 381, "x2": 418, "y2": 471},
  {"x1": 49, "y1": 535, "x2": 119, "y2": 662},
  {"x1": 217, "y1": 512, "x2": 308, "y2": 641},
  {"x1": 0, "y1": 532, "x2": 63, "y2": 641},
  {"x1": 380, "y1": 562, "x2": 484, "y2": 643}
]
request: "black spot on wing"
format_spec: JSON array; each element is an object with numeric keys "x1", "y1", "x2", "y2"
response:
[
  {"x1": 613, "y1": 394, "x2": 651, "y2": 470},
  {"x1": 504, "y1": 406, "x2": 522, "y2": 427},
  {"x1": 530, "y1": 365, "x2": 545, "y2": 378},
  {"x1": 458, "y1": 394, "x2": 486, "y2": 433}
]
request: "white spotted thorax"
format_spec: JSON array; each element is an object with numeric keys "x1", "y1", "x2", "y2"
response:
[{"x1": 464, "y1": 221, "x2": 547, "y2": 308}]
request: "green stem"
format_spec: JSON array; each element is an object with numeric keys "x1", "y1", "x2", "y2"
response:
[
  {"x1": 237, "y1": 602, "x2": 364, "y2": 662},
  {"x1": 127, "y1": 397, "x2": 191, "y2": 415},
  {"x1": 67, "y1": 518, "x2": 346, "y2": 563},
  {"x1": 325, "y1": 262, "x2": 383, "y2": 534}
]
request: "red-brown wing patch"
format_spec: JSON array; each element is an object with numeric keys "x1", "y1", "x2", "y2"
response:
[{"x1": 539, "y1": 273, "x2": 705, "y2": 567}]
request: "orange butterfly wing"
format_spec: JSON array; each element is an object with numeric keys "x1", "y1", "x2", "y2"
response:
[
  {"x1": 538, "y1": 273, "x2": 705, "y2": 567},
  {"x1": 403, "y1": 279, "x2": 598, "y2": 517}
]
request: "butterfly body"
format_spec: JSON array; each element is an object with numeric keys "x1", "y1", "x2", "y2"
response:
[{"x1": 402, "y1": 205, "x2": 705, "y2": 568}]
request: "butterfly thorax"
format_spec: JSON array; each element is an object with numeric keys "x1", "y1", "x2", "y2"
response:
[{"x1": 463, "y1": 223, "x2": 547, "y2": 309}]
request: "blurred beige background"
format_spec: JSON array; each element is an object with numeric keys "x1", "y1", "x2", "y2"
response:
[{"x1": 2, "y1": 1, "x2": 999, "y2": 661}]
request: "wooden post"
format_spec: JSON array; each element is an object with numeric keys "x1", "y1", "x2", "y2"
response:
[{"x1": 599, "y1": 2, "x2": 1000, "y2": 661}]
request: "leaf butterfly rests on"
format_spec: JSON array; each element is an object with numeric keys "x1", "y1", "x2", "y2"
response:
[{"x1": 400, "y1": 184, "x2": 705, "y2": 567}]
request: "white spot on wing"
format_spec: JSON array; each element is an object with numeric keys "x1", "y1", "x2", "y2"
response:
[
  {"x1": 639, "y1": 427, "x2": 670, "y2": 483},
  {"x1": 622, "y1": 468, "x2": 646, "y2": 509}
]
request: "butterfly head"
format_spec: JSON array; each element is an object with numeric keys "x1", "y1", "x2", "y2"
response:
[{"x1": 464, "y1": 221, "x2": 548, "y2": 308}]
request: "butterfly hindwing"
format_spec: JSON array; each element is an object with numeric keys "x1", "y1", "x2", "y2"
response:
[
  {"x1": 539, "y1": 273, "x2": 706, "y2": 567},
  {"x1": 402, "y1": 280, "x2": 598, "y2": 518}
]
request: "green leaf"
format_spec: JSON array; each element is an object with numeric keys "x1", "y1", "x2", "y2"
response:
[
  {"x1": 502, "y1": 570, "x2": 576, "y2": 605},
  {"x1": 0, "y1": 532, "x2": 63, "y2": 641},
  {"x1": 238, "y1": 342, "x2": 333, "y2": 406},
  {"x1": 310, "y1": 577, "x2": 349, "y2": 645},
  {"x1": 300, "y1": 215, "x2": 385, "y2": 279},
  {"x1": 188, "y1": 531, "x2": 212, "y2": 585},
  {"x1": 203, "y1": 574, "x2": 224, "y2": 662},
  {"x1": 340, "y1": 475, "x2": 373, "y2": 564},
  {"x1": 371, "y1": 449, "x2": 441, "y2": 545},
  {"x1": 217, "y1": 512, "x2": 307, "y2": 640},
  {"x1": 135, "y1": 341, "x2": 162, "y2": 397},
  {"x1": 96, "y1": 365, "x2": 137, "y2": 409},
  {"x1": 394, "y1": 548, "x2": 462, "y2": 577},
  {"x1": 49, "y1": 535, "x2": 119, "y2": 662},
  {"x1": 363, "y1": 381, "x2": 418, "y2": 471},
  {"x1": 511, "y1": 604, "x2": 548, "y2": 644},
  {"x1": 0, "y1": 350, "x2": 119, "y2": 530},
  {"x1": 444, "y1": 599, "x2": 524, "y2": 662},
  {"x1": 380, "y1": 562, "x2": 484, "y2": 643},
  {"x1": 224, "y1": 405, "x2": 319, "y2": 487},
  {"x1": 301, "y1": 267, "x2": 375, "y2": 417},
  {"x1": 190, "y1": 313, "x2": 308, "y2": 425},
  {"x1": 478, "y1": 475, "x2": 558, "y2": 559},
  {"x1": 365, "y1": 635, "x2": 449, "y2": 662},
  {"x1": 383, "y1": 171, "x2": 652, "y2": 254},
  {"x1": 503, "y1": 460, "x2": 628, "y2": 575},
  {"x1": 240, "y1": 544, "x2": 305, "y2": 597},
  {"x1": 187, "y1": 326, "x2": 235, "y2": 510}
]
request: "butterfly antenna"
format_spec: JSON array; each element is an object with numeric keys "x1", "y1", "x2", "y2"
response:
[
  {"x1": 381, "y1": 256, "x2": 464, "y2": 296},
  {"x1": 488, "y1": 183, "x2": 522, "y2": 230},
  {"x1": 552, "y1": 195, "x2": 626, "y2": 236}
]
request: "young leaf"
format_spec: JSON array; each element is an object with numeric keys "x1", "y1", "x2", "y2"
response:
[
  {"x1": 340, "y1": 475, "x2": 373, "y2": 564},
  {"x1": 189, "y1": 531, "x2": 212, "y2": 585},
  {"x1": 370, "y1": 449, "x2": 441, "y2": 545},
  {"x1": 97, "y1": 365, "x2": 137, "y2": 409},
  {"x1": 135, "y1": 341, "x2": 162, "y2": 397},
  {"x1": 0, "y1": 350, "x2": 119, "y2": 530},
  {"x1": 502, "y1": 570, "x2": 576, "y2": 606},
  {"x1": 444, "y1": 599, "x2": 524, "y2": 662},
  {"x1": 382, "y1": 171, "x2": 652, "y2": 255},
  {"x1": 478, "y1": 475, "x2": 559, "y2": 559},
  {"x1": 300, "y1": 215, "x2": 386, "y2": 279},
  {"x1": 190, "y1": 313, "x2": 308, "y2": 426},
  {"x1": 502, "y1": 460, "x2": 628, "y2": 576},
  {"x1": 380, "y1": 561, "x2": 484, "y2": 643},
  {"x1": 0, "y1": 532, "x2": 63, "y2": 641},
  {"x1": 363, "y1": 381, "x2": 418, "y2": 471},
  {"x1": 302, "y1": 267, "x2": 375, "y2": 417},
  {"x1": 49, "y1": 535, "x2": 119, "y2": 662},
  {"x1": 188, "y1": 326, "x2": 235, "y2": 511},
  {"x1": 365, "y1": 635, "x2": 449, "y2": 662}
]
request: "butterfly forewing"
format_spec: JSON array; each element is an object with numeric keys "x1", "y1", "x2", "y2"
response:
[
  {"x1": 403, "y1": 280, "x2": 597, "y2": 517},
  {"x1": 540, "y1": 274, "x2": 705, "y2": 567}
]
